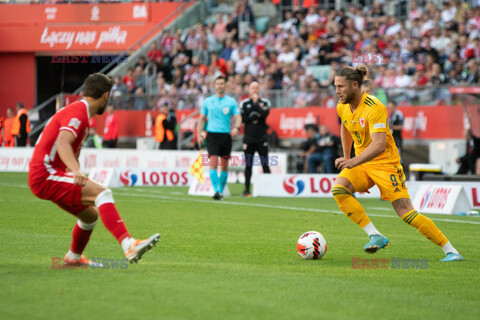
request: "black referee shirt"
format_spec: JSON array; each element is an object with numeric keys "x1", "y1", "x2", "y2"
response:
[{"x1": 240, "y1": 97, "x2": 271, "y2": 144}]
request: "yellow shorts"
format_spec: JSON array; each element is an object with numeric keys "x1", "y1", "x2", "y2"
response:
[{"x1": 337, "y1": 162, "x2": 410, "y2": 202}]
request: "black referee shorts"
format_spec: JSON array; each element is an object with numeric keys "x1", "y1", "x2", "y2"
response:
[{"x1": 206, "y1": 132, "x2": 232, "y2": 158}]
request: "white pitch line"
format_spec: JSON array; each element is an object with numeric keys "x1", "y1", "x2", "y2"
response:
[
  {"x1": 366, "y1": 207, "x2": 392, "y2": 212},
  {"x1": 0, "y1": 183, "x2": 29, "y2": 188},
  {"x1": 114, "y1": 189, "x2": 480, "y2": 225}
]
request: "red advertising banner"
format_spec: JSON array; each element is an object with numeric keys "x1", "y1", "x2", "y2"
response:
[
  {"x1": 0, "y1": 2, "x2": 192, "y2": 52},
  {"x1": 88, "y1": 105, "x2": 464, "y2": 140},
  {"x1": 0, "y1": 3, "x2": 150, "y2": 24},
  {"x1": 399, "y1": 105, "x2": 464, "y2": 139},
  {"x1": 266, "y1": 107, "x2": 340, "y2": 138}
]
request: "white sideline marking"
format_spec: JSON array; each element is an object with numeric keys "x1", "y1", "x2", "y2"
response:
[
  {"x1": 114, "y1": 189, "x2": 480, "y2": 225},
  {"x1": 0, "y1": 183, "x2": 29, "y2": 188},
  {"x1": 366, "y1": 207, "x2": 392, "y2": 212}
]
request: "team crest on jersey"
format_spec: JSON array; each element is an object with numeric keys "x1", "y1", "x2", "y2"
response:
[
  {"x1": 68, "y1": 118, "x2": 81, "y2": 129},
  {"x1": 223, "y1": 107, "x2": 229, "y2": 115},
  {"x1": 359, "y1": 118, "x2": 365, "y2": 127}
]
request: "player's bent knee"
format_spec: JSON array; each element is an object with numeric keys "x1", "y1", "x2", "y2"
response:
[
  {"x1": 77, "y1": 207, "x2": 99, "y2": 225},
  {"x1": 331, "y1": 184, "x2": 353, "y2": 205},
  {"x1": 94, "y1": 188, "x2": 115, "y2": 207}
]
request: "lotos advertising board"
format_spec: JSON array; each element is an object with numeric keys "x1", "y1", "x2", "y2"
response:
[
  {"x1": 412, "y1": 184, "x2": 472, "y2": 215},
  {"x1": 89, "y1": 167, "x2": 191, "y2": 188},
  {"x1": 252, "y1": 174, "x2": 381, "y2": 198}
]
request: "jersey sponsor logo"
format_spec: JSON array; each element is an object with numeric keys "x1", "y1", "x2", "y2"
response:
[
  {"x1": 119, "y1": 170, "x2": 138, "y2": 186},
  {"x1": 68, "y1": 118, "x2": 81, "y2": 130},
  {"x1": 359, "y1": 118, "x2": 365, "y2": 127},
  {"x1": 374, "y1": 123, "x2": 386, "y2": 129},
  {"x1": 223, "y1": 107, "x2": 229, "y2": 115},
  {"x1": 283, "y1": 176, "x2": 305, "y2": 196}
]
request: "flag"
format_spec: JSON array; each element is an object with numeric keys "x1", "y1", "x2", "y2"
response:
[{"x1": 189, "y1": 152, "x2": 204, "y2": 184}]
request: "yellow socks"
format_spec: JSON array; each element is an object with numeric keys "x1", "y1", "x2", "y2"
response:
[
  {"x1": 332, "y1": 185, "x2": 371, "y2": 228},
  {"x1": 402, "y1": 210, "x2": 448, "y2": 247}
]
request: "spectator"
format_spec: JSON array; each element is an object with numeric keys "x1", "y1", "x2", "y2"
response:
[
  {"x1": 11, "y1": 102, "x2": 30, "y2": 147},
  {"x1": 155, "y1": 104, "x2": 177, "y2": 150},
  {"x1": 456, "y1": 129, "x2": 477, "y2": 174},
  {"x1": 112, "y1": 76, "x2": 128, "y2": 96},
  {"x1": 147, "y1": 43, "x2": 163, "y2": 63},
  {"x1": 306, "y1": 125, "x2": 335, "y2": 174},
  {"x1": 133, "y1": 65, "x2": 146, "y2": 92},
  {"x1": 299, "y1": 125, "x2": 319, "y2": 173},
  {"x1": 388, "y1": 101, "x2": 404, "y2": 160},
  {"x1": 135, "y1": 56, "x2": 147, "y2": 71},
  {"x1": 234, "y1": 50, "x2": 253, "y2": 74},
  {"x1": 210, "y1": 52, "x2": 229, "y2": 77},
  {"x1": 133, "y1": 87, "x2": 147, "y2": 110},
  {"x1": 234, "y1": 0, "x2": 255, "y2": 40},
  {"x1": 103, "y1": 105, "x2": 119, "y2": 148},
  {"x1": 277, "y1": 44, "x2": 297, "y2": 64},
  {"x1": 2, "y1": 108, "x2": 15, "y2": 147},
  {"x1": 123, "y1": 67, "x2": 135, "y2": 93},
  {"x1": 409, "y1": 1, "x2": 424, "y2": 21},
  {"x1": 84, "y1": 126, "x2": 103, "y2": 149},
  {"x1": 212, "y1": 13, "x2": 227, "y2": 41},
  {"x1": 220, "y1": 38, "x2": 234, "y2": 61}
]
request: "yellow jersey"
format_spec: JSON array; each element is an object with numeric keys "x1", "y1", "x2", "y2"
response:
[{"x1": 337, "y1": 92, "x2": 400, "y2": 165}]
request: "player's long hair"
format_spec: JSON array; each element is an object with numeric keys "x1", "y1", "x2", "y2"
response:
[
  {"x1": 83, "y1": 73, "x2": 114, "y2": 99},
  {"x1": 336, "y1": 65, "x2": 369, "y2": 87}
]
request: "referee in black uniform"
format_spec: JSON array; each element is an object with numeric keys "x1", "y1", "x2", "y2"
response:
[{"x1": 240, "y1": 81, "x2": 271, "y2": 197}]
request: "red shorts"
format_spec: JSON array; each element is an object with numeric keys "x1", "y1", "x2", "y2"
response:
[{"x1": 29, "y1": 169, "x2": 88, "y2": 215}]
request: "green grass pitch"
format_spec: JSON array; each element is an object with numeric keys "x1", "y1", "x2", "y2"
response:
[{"x1": 0, "y1": 172, "x2": 479, "y2": 319}]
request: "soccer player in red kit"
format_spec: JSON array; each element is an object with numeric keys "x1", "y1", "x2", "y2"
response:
[{"x1": 28, "y1": 73, "x2": 160, "y2": 267}]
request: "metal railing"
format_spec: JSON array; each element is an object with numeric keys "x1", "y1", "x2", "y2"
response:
[{"x1": 109, "y1": 86, "x2": 465, "y2": 112}]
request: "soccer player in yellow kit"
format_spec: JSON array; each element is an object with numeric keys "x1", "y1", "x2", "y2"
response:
[{"x1": 332, "y1": 65, "x2": 463, "y2": 262}]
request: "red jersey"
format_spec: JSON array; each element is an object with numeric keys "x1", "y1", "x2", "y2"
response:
[
  {"x1": 104, "y1": 113, "x2": 119, "y2": 141},
  {"x1": 29, "y1": 100, "x2": 89, "y2": 182}
]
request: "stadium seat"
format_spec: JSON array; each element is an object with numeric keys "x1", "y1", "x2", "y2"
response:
[
  {"x1": 255, "y1": 17, "x2": 270, "y2": 33},
  {"x1": 306, "y1": 65, "x2": 332, "y2": 84}
]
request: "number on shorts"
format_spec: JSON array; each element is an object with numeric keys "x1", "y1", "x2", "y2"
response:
[{"x1": 390, "y1": 174, "x2": 398, "y2": 186}]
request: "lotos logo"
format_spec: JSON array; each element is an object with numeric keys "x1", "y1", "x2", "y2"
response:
[
  {"x1": 119, "y1": 170, "x2": 138, "y2": 186},
  {"x1": 283, "y1": 176, "x2": 305, "y2": 196},
  {"x1": 419, "y1": 186, "x2": 433, "y2": 210}
]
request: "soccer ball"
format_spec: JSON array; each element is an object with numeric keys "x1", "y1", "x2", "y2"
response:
[{"x1": 297, "y1": 231, "x2": 327, "y2": 260}]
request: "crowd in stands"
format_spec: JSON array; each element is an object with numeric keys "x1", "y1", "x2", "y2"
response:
[{"x1": 106, "y1": 0, "x2": 480, "y2": 111}]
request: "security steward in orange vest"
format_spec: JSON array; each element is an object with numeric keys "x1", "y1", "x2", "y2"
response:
[
  {"x1": 1, "y1": 108, "x2": 15, "y2": 147},
  {"x1": 11, "y1": 102, "x2": 31, "y2": 147},
  {"x1": 154, "y1": 104, "x2": 177, "y2": 150}
]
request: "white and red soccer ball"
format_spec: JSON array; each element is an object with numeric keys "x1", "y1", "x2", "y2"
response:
[{"x1": 297, "y1": 231, "x2": 327, "y2": 260}]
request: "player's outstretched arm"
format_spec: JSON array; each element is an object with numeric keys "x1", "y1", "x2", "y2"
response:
[{"x1": 56, "y1": 130, "x2": 87, "y2": 186}]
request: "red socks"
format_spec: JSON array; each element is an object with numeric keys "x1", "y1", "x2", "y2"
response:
[{"x1": 97, "y1": 202, "x2": 131, "y2": 244}]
